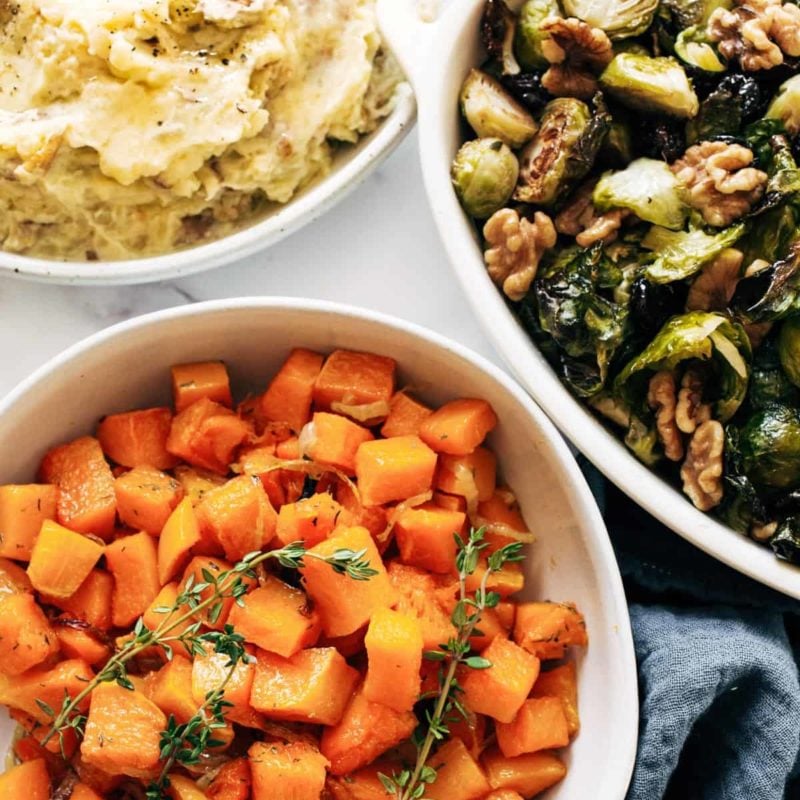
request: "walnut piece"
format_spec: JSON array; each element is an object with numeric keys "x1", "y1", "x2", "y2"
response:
[
  {"x1": 751, "y1": 520, "x2": 778, "y2": 541},
  {"x1": 554, "y1": 181, "x2": 628, "y2": 246},
  {"x1": 686, "y1": 248, "x2": 744, "y2": 312},
  {"x1": 483, "y1": 209, "x2": 557, "y2": 301},
  {"x1": 672, "y1": 141, "x2": 767, "y2": 227},
  {"x1": 540, "y1": 17, "x2": 613, "y2": 99},
  {"x1": 681, "y1": 420, "x2": 725, "y2": 511},
  {"x1": 647, "y1": 371, "x2": 684, "y2": 462},
  {"x1": 675, "y1": 367, "x2": 712, "y2": 434},
  {"x1": 708, "y1": 0, "x2": 800, "y2": 71}
]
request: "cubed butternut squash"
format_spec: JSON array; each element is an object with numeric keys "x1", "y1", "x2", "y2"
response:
[
  {"x1": 355, "y1": 436, "x2": 437, "y2": 507},
  {"x1": 363, "y1": 608, "x2": 423, "y2": 713},
  {"x1": 172, "y1": 361, "x2": 233, "y2": 412},
  {"x1": 301, "y1": 526, "x2": 395, "y2": 637},
  {"x1": 394, "y1": 503, "x2": 464, "y2": 574},
  {"x1": 39, "y1": 436, "x2": 116, "y2": 539},
  {"x1": 41, "y1": 569, "x2": 114, "y2": 631},
  {"x1": 381, "y1": 391, "x2": 433, "y2": 438},
  {"x1": 81, "y1": 682, "x2": 166, "y2": 779},
  {"x1": 327, "y1": 762, "x2": 403, "y2": 800},
  {"x1": 301, "y1": 412, "x2": 374, "y2": 474},
  {"x1": 532, "y1": 663, "x2": 580, "y2": 736},
  {"x1": 461, "y1": 636, "x2": 540, "y2": 723},
  {"x1": 0, "y1": 557, "x2": 33, "y2": 594},
  {"x1": 468, "y1": 605, "x2": 511, "y2": 653},
  {"x1": 275, "y1": 493, "x2": 344, "y2": 548},
  {"x1": 419, "y1": 399, "x2": 498, "y2": 456},
  {"x1": 484, "y1": 791, "x2": 525, "y2": 800},
  {"x1": 168, "y1": 774, "x2": 210, "y2": 800},
  {"x1": 249, "y1": 740, "x2": 328, "y2": 800},
  {"x1": 481, "y1": 749, "x2": 567, "y2": 797},
  {"x1": 514, "y1": 602, "x2": 588, "y2": 660},
  {"x1": 179, "y1": 556, "x2": 256, "y2": 631},
  {"x1": 174, "y1": 466, "x2": 227, "y2": 506},
  {"x1": 71, "y1": 783, "x2": 105, "y2": 800},
  {"x1": 425, "y1": 737, "x2": 491, "y2": 800},
  {"x1": 436, "y1": 448, "x2": 497, "y2": 504},
  {"x1": 192, "y1": 643, "x2": 258, "y2": 728},
  {"x1": 432, "y1": 491, "x2": 468, "y2": 512},
  {"x1": 207, "y1": 758, "x2": 251, "y2": 800},
  {"x1": 448, "y1": 710, "x2": 487, "y2": 759},
  {"x1": 465, "y1": 558, "x2": 525, "y2": 598},
  {"x1": 27, "y1": 520, "x2": 104, "y2": 598},
  {"x1": 53, "y1": 621, "x2": 110, "y2": 666},
  {"x1": 114, "y1": 466, "x2": 184, "y2": 535},
  {"x1": 496, "y1": 697, "x2": 570, "y2": 758},
  {"x1": 320, "y1": 684, "x2": 417, "y2": 775},
  {"x1": 228, "y1": 575, "x2": 320, "y2": 657},
  {"x1": 0, "y1": 593, "x2": 58, "y2": 675},
  {"x1": 97, "y1": 407, "x2": 178, "y2": 470},
  {"x1": 313, "y1": 350, "x2": 396, "y2": 417},
  {"x1": 0, "y1": 759, "x2": 51, "y2": 800},
  {"x1": 259, "y1": 348, "x2": 325, "y2": 433},
  {"x1": 0, "y1": 484, "x2": 58, "y2": 561},
  {"x1": 105, "y1": 532, "x2": 161, "y2": 628},
  {"x1": 158, "y1": 497, "x2": 202, "y2": 585},
  {"x1": 250, "y1": 647, "x2": 359, "y2": 726},
  {"x1": 142, "y1": 582, "x2": 195, "y2": 659},
  {"x1": 147, "y1": 656, "x2": 199, "y2": 723}
]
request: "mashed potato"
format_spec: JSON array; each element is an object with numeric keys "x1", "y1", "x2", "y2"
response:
[{"x1": 0, "y1": 0, "x2": 403, "y2": 260}]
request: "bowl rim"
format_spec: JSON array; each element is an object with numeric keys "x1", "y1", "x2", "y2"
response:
[
  {"x1": 0, "y1": 296, "x2": 639, "y2": 794},
  {"x1": 416, "y1": 0, "x2": 800, "y2": 600},
  {"x1": 0, "y1": 86, "x2": 415, "y2": 286}
]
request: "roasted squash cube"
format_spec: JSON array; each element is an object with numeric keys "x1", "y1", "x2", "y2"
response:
[
  {"x1": 419, "y1": 399, "x2": 498, "y2": 456},
  {"x1": 481, "y1": 749, "x2": 567, "y2": 797},
  {"x1": 355, "y1": 436, "x2": 437, "y2": 507},
  {"x1": 313, "y1": 350, "x2": 396, "y2": 415},
  {"x1": 275, "y1": 493, "x2": 344, "y2": 548},
  {"x1": 259, "y1": 348, "x2": 325, "y2": 433},
  {"x1": 249, "y1": 740, "x2": 328, "y2": 800},
  {"x1": 436, "y1": 448, "x2": 497, "y2": 503},
  {"x1": 532, "y1": 662, "x2": 580, "y2": 736},
  {"x1": 496, "y1": 697, "x2": 570, "y2": 757},
  {"x1": 0, "y1": 759, "x2": 51, "y2": 800},
  {"x1": 105, "y1": 531, "x2": 160, "y2": 628},
  {"x1": 0, "y1": 484, "x2": 58, "y2": 561},
  {"x1": 426, "y1": 737, "x2": 491, "y2": 800},
  {"x1": 171, "y1": 361, "x2": 233, "y2": 412},
  {"x1": 394, "y1": 503, "x2": 464, "y2": 574},
  {"x1": 514, "y1": 602, "x2": 588, "y2": 660},
  {"x1": 97, "y1": 407, "x2": 178, "y2": 471},
  {"x1": 0, "y1": 593, "x2": 58, "y2": 675},
  {"x1": 381, "y1": 391, "x2": 434, "y2": 438},
  {"x1": 114, "y1": 466, "x2": 184, "y2": 536}
]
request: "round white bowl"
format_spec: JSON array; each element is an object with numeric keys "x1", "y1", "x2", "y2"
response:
[
  {"x1": 0, "y1": 299, "x2": 637, "y2": 799},
  {"x1": 408, "y1": 0, "x2": 800, "y2": 600}
]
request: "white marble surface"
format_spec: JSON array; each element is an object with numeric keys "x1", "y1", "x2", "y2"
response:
[{"x1": 0, "y1": 134, "x2": 502, "y2": 398}]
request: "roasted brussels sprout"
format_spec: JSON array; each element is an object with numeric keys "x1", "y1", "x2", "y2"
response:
[
  {"x1": 739, "y1": 405, "x2": 800, "y2": 489},
  {"x1": 515, "y1": 0, "x2": 561, "y2": 69},
  {"x1": 719, "y1": 425, "x2": 771, "y2": 534},
  {"x1": 451, "y1": 138, "x2": 519, "y2": 219},
  {"x1": 460, "y1": 69, "x2": 539, "y2": 148},
  {"x1": 599, "y1": 54, "x2": 699, "y2": 119},
  {"x1": 593, "y1": 158, "x2": 689, "y2": 229},
  {"x1": 598, "y1": 119, "x2": 634, "y2": 167},
  {"x1": 624, "y1": 416, "x2": 661, "y2": 465},
  {"x1": 628, "y1": 276, "x2": 688, "y2": 338},
  {"x1": 685, "y1": 76, "x2": 767, "y2": 144},
  {"x1": 561, "y1": 0, "x2": 658, "y2": 38},
  {"x1": 675, "y1": 27, "x2": 725, "y2": 72},
  {"x1": 766, "y1": 75, "x2": 800, "y2": 137},
  {"x1": 514, "y1": 97, "x2": 608, "y2": 205},
  {"x1": 660, "y1": 0, "x2": 730, "y2": 28},
  {"x1": 730, "y1": 245, "x2": 800, "y2": 323},
  {"x1": 770, "y1": 516, "x2": 800, "y2": 563},
  {"x1": 482, "y1": 0, "x2": 521, "y2": 75},
  {"x1": 778, "y1": 317, "x2": 800, "y2": 388},
  {"x1": 748, "y1": 337, "x2": 800, "y2": 410}
]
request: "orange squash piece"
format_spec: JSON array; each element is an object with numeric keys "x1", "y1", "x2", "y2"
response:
[
  {"x1": 0, "y1": 556, "x2": 33, "y2": 594},
  {"x1": 179, "y1": 556, "x2": 255, "y2": 631},
  {"x1": 27, "y1": 520, "x2": 105, "y2": 598},
  {"x1": 53, "y1": 621, "x2": 110, "y2": 666},
  {"x1": 105, "y1": 531, "x2": 161, "y2": 628},
  {"x1": 172, "y1": 361, "x2": 233, "y2": 412},
  {"x1": 174, "y1": 465, "x2": 227, "y2": 506},
  {"x1": 250, "y1": 647, "x2": 359, "y2": 725},
  {"x1": 461, "y1": 636, "x2": 540, "y2": 723},
  {"x1": 335, "y1": 483, "x2": 388, "y2": 539},
  {"x1": 436, "y1": 448, "x2": 497, "y2": 504},
  {"x1": 249, "y1": 740, "x2": 329, "y2": 800},
  {"x1": 207, "y1": 758, "x2": 251, "y2": 800},
  {"x1": 394, "y1": 503, "x2": 464, "y2": 574},
  {"x1": 481, "y1": 749, "x2": 567, "y2": 797},
  {"x1": 195, "y1": 475, "x2": 276, "y2": 561},
  {"x1": 71, "y1": 784, "x2": 105, "y2": 800},
  {"x1": 0, "y1": 593, "x2": 58, "y2": 675},
  {"x1": 419, "y1": 398, "x2": 498, "y2": 456},
  {"x1": 327, "y1": 762, "x2": 404, "y2": 800},
  {"x1": 39, "y1": 436, "x2": 116, "y2": 539},
  {"x1": 355, "y1": 435, "x2": 438, "y2": 507},
  {"x1": 363, "y1": 607, "x2": 423, "y2": 713},
  {"x1": 381, "y1": 391, "x2": 433, "y2": 438},
  {"x1": 432, "y1": 491, "x2": 468, "y2": 512},
  {"x1": 0, "y1": 759, "x2": 51, "y2": 800},
  {"x1": 115, "y1": 466, "x2": 184, "y2": 535},
  {"x1": 192, "y1": 643, "x2": 258, "y2": 727},
  {"x1": 0, "y1": 484, "x2": 58, "y2": 561},
  {"x1": 10, "y1": 707, "x2": 78, "y2": 756},
  {"x1": 158, "y1": 497, "x2": 202, "y2": 585},
  {"x1": 496, "y1": 697, "x2": 570, "y2": 758},
  {"x1": 313, "y1": 350, "x2": 396, "y2": 415},
  {"x1": 302, "y1": 412, "x2": 374, "y2": 474},
  {"x1": 41, "y1": 569, "x2": 114, "y2": 631},
  {"x1": 72, "y1": 758, "x2": 123, "y2": 796},
  {"x1": 426, "y1": 737, "x2": 491, "y2": 800},
  {"x1": 168, "y1": 774, "x2": 210, "y2": 800},
  {"x1": 532, "y1": 662, "x2": 580, "y2": 736},
  {"x1": 321, "y1": 683, "x2": 417, "y2": 775},
  {"x1": 465, "y1": 558, "x2": 525, "y2": 598},
  {"x1": 318, "y1": 626, "x2": 368, "y2": 658},
  {"x1": 514, "y1": 602, "x2": 588, "y2": 660},
  {"x1": 275, "y1": 493, "x2": 344, "y2": 548},
  {"x1": 142, "y1": 582, "x2": 195, "y2": 659},
  {"x1": 147, "y1": 656, "x2": 199, "y2": 723},
  {"x1": 228, "y1": 575, "x2": 320, "y2": 657},
  {"x1": 259, "y1": 348, "x2": 325, "y2": 433},
  {"x1": 97, "y1": 407, "x2": 178, "y2": 470},
  {"x1": 81, "y1": 682, "x2": 166, "y2": 779},
  {"x1": 448, "y1": 710, "x2": 487, "y2": 759},
  {"x1": 301, "y1": 526, "x2": 395, "y2": 637},
  {"x1": 484, "y1": 792, "x2": 525, "y2": 800},
  {"x1": 276, "y1": 436, "x2": 301, "y2": 460},
  {"x1": 469, "y1": 606, "x2": 511, "y2": 653}
]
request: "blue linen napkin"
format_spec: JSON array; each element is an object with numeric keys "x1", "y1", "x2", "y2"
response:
[{"x1": 577, "y1": 458, "x2": 800, "y2": 800}]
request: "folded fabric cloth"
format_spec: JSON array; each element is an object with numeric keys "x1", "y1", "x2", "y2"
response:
[{"x1": 578, "y1": 458, "x2": 800, "y2": 800}]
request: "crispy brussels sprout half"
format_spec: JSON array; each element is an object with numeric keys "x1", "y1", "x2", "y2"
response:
[
  {"x1": 739, "y1": 405, "x2": 800, "y2": 489},
  {"x1": 615, "y1": 311, "x2": 752, "y2": 422},
  {"x1": 766, "y1": 75, "x2": 800, "y2": 136},
  {"x1": 515, "y1": 0, "x2": 561, "y2": 70},
  {"x1": 598, "y1": 119, "x2": 634, "y2": 167},
  {"x1": 562, "y1": 0, "x2": 658, "y2": 38},
  {"x1": 460, "y1": 69, "x2": 539, "y2": 148},
  {"x1": 770, "y1": 516, "x2": 800, "y2": 564},
  {"x1": 482, "y1": 0, "x2": 521, "y2": 76},
  {"x1": 642, "y1": 223, "x2": 747, "y2": 284},
  {"x1": 515, "y1": 97, "x2": 608, "y2": 205},
  {"x1": 730, "y1": 245, "x2": 800, "y2": 323},
  {"x1": 748, "y1": 337, "x2": 800, "y2": 410},
  {"x1": 740, "y1": 203, "x2": 800, "y2": 266},
  {"x1": 593, "y1": 158, "x2": 689, "y2": 229},
  {"x1": 451, "y1": 138, "x2": 519, "y2": 219},
  {"x1": 686, "y1": 75, "x2": 767, "y2": 144},
  {"x1": 660, "y1": 0, "x2": 730, "y2": 28},
  {"x1": 719, "y1": 425, "x2": 771, "y2": 534},
  {"x1": 599, "y1": 54, "x2": 699, "y2": 119},
  {"x1": 674, "y1": 27, "x2": 725, "y2": 72},
  {"x1": 778, "y1": 317, "x2": 800, "y2": 388}
]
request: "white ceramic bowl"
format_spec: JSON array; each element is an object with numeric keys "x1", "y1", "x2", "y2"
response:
[
  {"x1": 0, "y1": 299, "x2": 637, "y2": 798},
  {"x1": 405, "y1": 0, "x2": 800, "y2": 599}
]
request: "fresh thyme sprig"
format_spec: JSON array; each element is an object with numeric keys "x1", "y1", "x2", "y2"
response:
[
  {"x1": 379, "y1": 527, "x2": 525, "y2": 800},
  {"x1": 41, "y1": 541, "x2": 378, "y2": 752}
]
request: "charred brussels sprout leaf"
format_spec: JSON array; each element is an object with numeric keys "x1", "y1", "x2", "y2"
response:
[
  {"x1": 593, "y1": 158, "x2": 689, "y2": 229},
  {"x1": 460, "y1": 69, "x2": 539, "y2": 148},
  {"x1": 739, "y1": 405, "x2": 800, "y2": 489},
  {"x1": 562, "y1": 0, "x2": 658, "y2": 38},
  {"x1": 719, "y1": 425, "x2": 771, "y2": 533},
  {"x1": 743, "y1": 118, "x2": 787, "y2": 170},
  {"x1": 739, "y1": 202, "x2": 800, "y2": 265},
  {"x1": 778, "y1": 317, "x2": 800, "y2": 388},
  {"x1": 766, "y1": 74, "x2": 800, "y2": 136},
  {"x1": 482, "y1": 0, "x2": 521, "y2": 76},
  {"x1": 675, "y1": 27, "x2": 725, "y2": 72},
  {"x1": 515, "y1": 96, "x2": 609, "y2": 206},
  {"x1": 615, "y1": 311, "x2": 751, "y2": 421},
  {"x1": 599, "y1": 54, "x2": 699, "y2": 119},
  {"x1": 515, "y1": 0, "x2": 561, "y2": 70},
  {"x1": 629, "y1": 276, "x2": 688, "y2": 338},
  {"x1": 730, "y1": 245, "x2": 800, "y2": 323},
  {"x1": 451, "y1": 138, "x2": 519, "y2": 219},
  {"x1": 748, "y1": 336, "x2": 800, "y2": 410},
  {"x1": 770, "y1": 516, "x2": 800, "y2": 563},
  {"x1": 685, "y1": 77, "x2": 766, "y2": 144},
  {"x1": 642, "y1": 223, "x2": 747, "y2": 284},
  {"x1": 598, "y1": 119, "x2": 634, "y2": 167}
]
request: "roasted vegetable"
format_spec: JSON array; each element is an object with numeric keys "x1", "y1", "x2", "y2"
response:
[
  {"x1": 770, "y1": 515, "x2": 800, "y2": 563},
  {"x1": 598, "y1": 118, "x2": 634, "y2": 167},
  {"x1": 628, "y1": 276, "x2": 688, "y2": 338},
  {"x1": 674, "y1": 26, "x2": 725, "y2": 72},
  {"x1": 461, "y1": 69, "x2": 539, "y2": 148},
  {"x1": 730, "y1": 245, "x2": 800, "y2": 323},
  {"x1": 718, "y1": 425, "x2": 771, "y2": 534},
  {"x1": 739, "y1": 405, "x2": 800, "y2": 489},
  {"x1": 748, "y1": 337, "x2": 800, "y2": 410},
  {"x1": 766, "y1": 74, "x2": 800, "y2": 136},
  {"x1": 452, "y1": 138, "x2": 519, "y2": 218},
  {"x1": 562, "y1": 0, "x2": 658, "y2": 37},
  {"x1": 635, "y1": 117, "x2": 686, "y2": 162},
  {"x1": 778, "y1": 317, "x2": 800, "y2": 388},
  {"x1": 660, "y1": 0, "x2": 731, "y2": 28},
  {"x1": 599, "y1": 54, "x2": 699, "y2": 118},
  {"x1": 482, "y1": 0, "x2": 521, "y2": 75},
  {"x1": 515, "y1": 0, "x2": 561, "y2": 69}
]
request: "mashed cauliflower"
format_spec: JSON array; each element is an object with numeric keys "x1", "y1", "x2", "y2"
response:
[{"x1": 0, "y1": 0, "x2": 403, "y2": 260}]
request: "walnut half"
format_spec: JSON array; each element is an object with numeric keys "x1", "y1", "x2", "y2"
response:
[
  {"x1": 647, "y1": 371, "x2": 684, "y2": 462},
  {"x1": 483, "y1": 208, "x2": 557, "y2": 301},
  {"x1": 681, "y1": 419, "x2": 725, "y2": 511},
  {"x1": 555, "y1": 181, "x2": 628, "y2": 247}
]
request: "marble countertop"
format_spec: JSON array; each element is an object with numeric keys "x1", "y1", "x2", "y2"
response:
[{"x1": 0, "y1": 134, "x2": 501, "y2": 399}]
